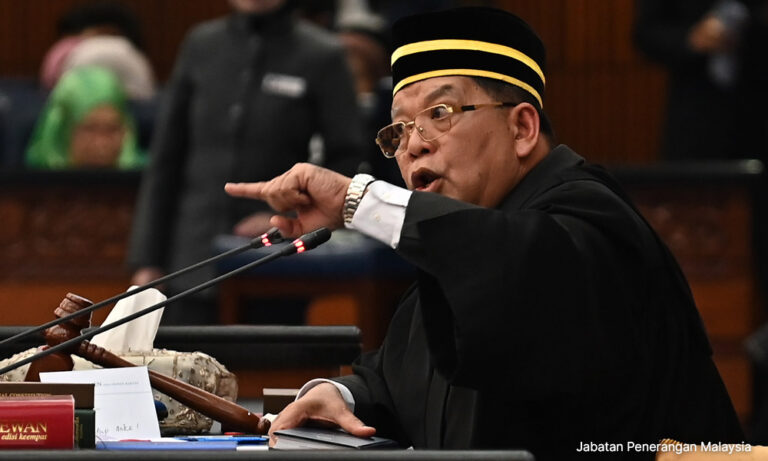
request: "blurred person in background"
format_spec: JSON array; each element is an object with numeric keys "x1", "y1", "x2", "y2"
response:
[
  {"x1": 634, "y1": 0, "x2": 768, "y2": 160},
  {"x1": 40, "y1": 1, "x2": 154, "y2": 99},
  {"x1": 62, "y1": 35, "x2": 156, "y2": 101},
  {"x1": 128, "y1": 0, "x2": 364, "y2": 324},
  {"x1": 25, "y1": 66, "x2": 144, "y2": 170}
]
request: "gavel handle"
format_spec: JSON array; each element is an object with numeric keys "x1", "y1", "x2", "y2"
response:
[{"x1": 77, "y1": 341, "x2": 269, "y2": 434}]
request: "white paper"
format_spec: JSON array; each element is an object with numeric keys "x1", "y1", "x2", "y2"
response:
[
  {"x1": 40, "y1": 366, "x2": 161, "y2": 441},
  {"x1": 91, "y1": 286, "x2": 166, "y2": 353}
]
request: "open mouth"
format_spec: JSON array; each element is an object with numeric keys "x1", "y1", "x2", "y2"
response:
[{"x1": 411, "y1": 169, "x2": 441, "y2": 192}]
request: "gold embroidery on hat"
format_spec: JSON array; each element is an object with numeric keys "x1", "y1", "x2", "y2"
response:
[{"x1": 392, "y1": 39, "x2": 545, "y2": 84}]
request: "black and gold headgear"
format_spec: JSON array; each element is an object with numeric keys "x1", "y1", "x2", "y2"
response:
[{"x1": 391, "y1": 7, "x2": 546, "y2": 108}]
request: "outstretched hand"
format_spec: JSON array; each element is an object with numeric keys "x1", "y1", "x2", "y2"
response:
[
  {"x1": 225, "y1": 163, "x2": 351, "y2": 238},
  {"x1": 268, "y1": 382, "x2": 376, "y2": 447}
]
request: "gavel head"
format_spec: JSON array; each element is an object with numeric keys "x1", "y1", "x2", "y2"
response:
[{"x1": 44, "y1": 293, "x2": 93, "y2": 348}]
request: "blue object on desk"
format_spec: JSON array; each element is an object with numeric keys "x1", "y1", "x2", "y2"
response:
[
  {"x1": 97, "y1": 440, "x2": 238, "y2": 450},
  {"x1": 154, "y1": 399, "x2": 168, "y2": 421}
]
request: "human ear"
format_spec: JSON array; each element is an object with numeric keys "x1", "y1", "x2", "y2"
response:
[{"x1": 508, "y1": 103, "x2": 540, "y2": 159}]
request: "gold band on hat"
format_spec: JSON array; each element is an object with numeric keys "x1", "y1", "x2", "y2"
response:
[
  {"x1": 392, "y1": 68, "x2": 543, "y2": 108},
  {"x1": 391, "y1": 39, "x2": 545, "y2": 85}
]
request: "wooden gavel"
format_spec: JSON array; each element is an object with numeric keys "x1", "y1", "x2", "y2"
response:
[{"x1": 24, "y1": 293, "x2": 270, "y2": 434}]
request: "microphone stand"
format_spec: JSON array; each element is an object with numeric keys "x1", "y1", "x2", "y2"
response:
[
  {"x1": 0, "y1": 228, "x2": 284, "y2": 349},
  {"x1": 0, "y1": 228, "x2": 331, "y2": 376}
]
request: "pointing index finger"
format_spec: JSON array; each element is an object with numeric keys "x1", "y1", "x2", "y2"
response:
[{"x1": 224, "y1": 182, "x2": 265, "y2": 199}]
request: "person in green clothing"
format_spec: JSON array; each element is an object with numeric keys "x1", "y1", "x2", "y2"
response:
[{"x1": 25, "y1": 66, "x2": 144, "y2": 169}]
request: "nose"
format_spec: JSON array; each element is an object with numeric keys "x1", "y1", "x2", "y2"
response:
[{"x1": 401, "y1": 123, "x2": 435, "y2": 158}]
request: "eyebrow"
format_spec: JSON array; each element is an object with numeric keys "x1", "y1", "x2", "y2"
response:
[{"x1": 391, "y1": 84, "x2": 458, "y2": 119}]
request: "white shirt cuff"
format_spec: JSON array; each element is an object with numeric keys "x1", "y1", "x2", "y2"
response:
[
  {"x1": 296, "y1": 378, "x2": 355, "y2": 412},
  {"x1": 345, "y1": 181, "x2": 412, "y2": 248}
]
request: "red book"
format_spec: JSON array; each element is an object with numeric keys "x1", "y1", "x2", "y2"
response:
[{"x1": 0, "y1": 395, "x2": 74, "y2": 449}]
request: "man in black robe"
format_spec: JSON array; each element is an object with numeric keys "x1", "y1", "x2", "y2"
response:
[{"x1": 225, "y1": 7, "x2": 743, "y2": 459}]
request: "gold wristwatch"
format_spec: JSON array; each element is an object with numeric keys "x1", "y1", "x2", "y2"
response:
[{"x1": 343, "y1": 174, "x2": 376, "y2": 225}]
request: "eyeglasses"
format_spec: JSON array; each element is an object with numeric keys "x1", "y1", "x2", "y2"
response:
[{"x1": 375, "y1": 102, "x2": 517, "y2": 158}]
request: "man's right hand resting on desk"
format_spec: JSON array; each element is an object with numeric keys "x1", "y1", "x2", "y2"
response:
[{"x1": 268, "y1": 382, "x2": 376, "y2": 447}]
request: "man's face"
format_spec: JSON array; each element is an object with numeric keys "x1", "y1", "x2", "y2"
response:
[
  {"x1": 392, "y1": 76, "x2": 522, "y2": 208},
  {"x1": 229, "y1": 0, "x2": 285, "y2": 14}
]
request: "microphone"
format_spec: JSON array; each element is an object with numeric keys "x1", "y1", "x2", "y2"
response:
[
  {"x1": 290, "y1": 227, "x2": 332, "y2": 252},
  {"x1": 0, "y1": 228, "x2": 332, "y2": 376},
  {"x1": 0, "y1": 228, "x2": 284, "y2": 349}
]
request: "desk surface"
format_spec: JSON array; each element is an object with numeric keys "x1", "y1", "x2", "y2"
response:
[{"x1": 0, "y1": 450, "x2": 534, "y2": 460}]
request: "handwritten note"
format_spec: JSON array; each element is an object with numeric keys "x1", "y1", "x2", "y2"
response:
[{"x1": 40, "y1": 366, "x2": 160, "y2": 441}]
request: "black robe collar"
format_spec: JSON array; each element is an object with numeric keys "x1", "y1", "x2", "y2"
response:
[{"x1": 498, "y1": 144, "x2": 585, "y2": 212}]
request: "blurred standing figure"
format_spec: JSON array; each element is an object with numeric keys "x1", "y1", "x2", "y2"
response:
[
  {"x1": 634, "y1": 0, "x2": 768, "y2": 160},
  {"x1": 26, "y1": 67, "x2": 144, "y2": 169},
  {"x1": 128, "y1": 0, "x2": 364, "y2": 324}
]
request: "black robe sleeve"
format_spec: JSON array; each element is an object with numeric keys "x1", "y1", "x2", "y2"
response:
[
  {"x1": 334, "y1": 286, "x2": 421, "y2": 445},
  {"x1": 396, "y1": 190, "x2": 609, "y2": 396}
]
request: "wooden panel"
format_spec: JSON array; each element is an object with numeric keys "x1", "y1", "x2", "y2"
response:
[
  {"x1": 0, "y1": 187, "x2": 135, "y2": 279},
  {"x1": 235, "y1": 368, "x2": 343, "y2": 399},
  {"x1": 0, "y1": 172, "x2": 139, "y2": 327},
  {"x1": 622, "y1": 175, "x2": 759, "y2": 422},
  {"x1": 546, "y1": 67, "x2": 666, "y2": 165},
  {"x1": 693, "y1": 278, "x2": 758, "y2": 339},
  {"x1": 713, "y1": 355, "x2": 752, "y2": 420},
  {"x1": 495, "y1": 0, "x2": 667, "y2": 164},
  {"x1": 0, "y1": 281, "x2": 119, "y2": 326},
  {"x1": 632, "y1": 188, "x2": 753, "y2": 280}
]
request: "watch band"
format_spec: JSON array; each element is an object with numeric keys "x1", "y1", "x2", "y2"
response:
[{"x1": 343, "y1": 174, "x2": 376, "y2": 225}]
